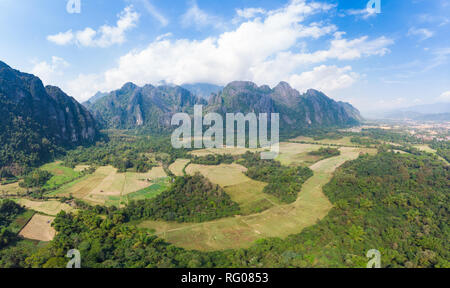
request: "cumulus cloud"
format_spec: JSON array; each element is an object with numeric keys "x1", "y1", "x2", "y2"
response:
[
  {"x1": 47, "y1": 6, "x2": 139, "y2": 47},
  {"x1": 235, "y1": 8, "x2": 266, "y2": 19},
  {"x1": 31, "y1": 56, "x2": 69, "y2": 86},
  {"x1": 288, "y1": 65, "x2": 359, "y2": 93},
  {"x1": 64, "y1": 0, "x2": 393, "y2": 101},
  {"x1": 408, "y1": 27, "x2": 434, "y2": 41}
]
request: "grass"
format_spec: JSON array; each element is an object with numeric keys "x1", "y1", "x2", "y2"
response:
[
  {"x1": 41, "y1": 162, "x2": 81, "y2": 191},
  {"x1": 15, "y1": 199, "x2": 74, "y2": 216},
  {"x1": 48, "y1": 166, "x2": 168, "y2": 206},
  {"x1": 106, "y1": 178, "x2": 170, "y2": 206},
  {"x1": 185, "y1": 163, "x2": 249, "y2": 187},
  {"x1": 169, "y1": 159, "x2": 191, "y2": 176},
  {"x1": 138, "y1": 147, "x2": 371, "y2": 251}
]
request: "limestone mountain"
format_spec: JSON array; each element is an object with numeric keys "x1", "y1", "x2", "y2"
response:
[
  {"x1": 85, "y1": 83, "x2": 206, "y2": 131},
  {"x1": 208, "y1": 81, "x2": 362, "y2": 133},
  {"x1": 0, "y1": 61, "x2": 98, "y2": 168}
]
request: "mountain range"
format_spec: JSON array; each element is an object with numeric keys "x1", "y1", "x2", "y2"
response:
[
  {"x1": 0, "y1": 61, "x2": 98, "y2": 167},
  {"x1": 383, "y1": 102, "x2": 450, "y2": 121},
  {"x1": 0, "y1": 60, "x2": 362, "y2": 168},
  {"x1": 86, "y1": 80, "x2": 362, "y2": 134}
]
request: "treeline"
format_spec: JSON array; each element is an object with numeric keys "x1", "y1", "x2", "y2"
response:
[
  {"x1": 359, "y1": 128, "x2": 422, "y2": 144},
  {"x1": 191, "y1": 154, "x2": 234, "y2": 165},
  {"x1": 62, "y1": 135, "x2": 190, "y2": 173},
  {"x1": 121, "y1": 173, "x2": 240, "y2": 223},
  {"x1": 239, "y1": 152, "x2": 313, "y2": 203},
  {"x1": 0, "y1": 200, "x2": 24, "y2": 249},
  {"x1": 1, "y1": 151, "x2": 448, "y2": 268},
  {"x1": 430, "y1": 140, "x2": 450, "y2": 162}
]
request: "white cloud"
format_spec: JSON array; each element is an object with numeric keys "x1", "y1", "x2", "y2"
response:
[
  {"x1": 138, "y1": 0, "x2": 169, "y2": 27},
  {"x1": 64, "y1": 0, "x2": 393, "y2": 101},
  {"x1": 288, "y1": 65, "x2": 359, "y2": 93},
  {"x1": 408, "y1": 27, "x2": 434, "y2": 41},
  {"x1": 47, "y1": 30, "x2": 74, "y2": 46},
  {"x1": 438, "y1": 91, "x2": 450, "y2": 102},
  {"x1": 235, "y1": 8, "x2": 266, "y2": 19},
  {"x1": 47, "y1": 6, "x2": 139, "y2": 48},
  {"x1": 181, "y1": 1, "x2": 223, "y2": 30},
  {"x1": 345, "y1": 8, "x2": 377, "y2": 19},
  {"x1": 31, "y1": 56, "x2": 69, "y2": 86}
]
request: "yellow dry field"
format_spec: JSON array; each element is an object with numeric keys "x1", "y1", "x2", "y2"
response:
[
  {"x1": 290, "y1": 136, "x2": 355, "y2": 146},
  {"x1": 185, "y1": 163, "x2": 281, "y2": 215},
  {"x1": 185, "y1": 163, "x2": 249, "y2": 187},
  {"x1": 169, "y1": 159, "x2": 191, "y2": 176},
  {"x1": 74, "y1": 165, "x2": 90, "y2": 172},
  {"x1": 51, "y1": 166, "x2": 167, "y2": 205},
  {"x1": 16, "y1": 199, "x2": 74, "y2": 216},
  {"x1": 276, "y1": 142, "x2": 328, "y2": 166},
  {"x1": 0, "y1": 182, "x2": 27, "y2": 196},
  {"x1": 139, "y1": 146, "x2": 374, "y2": 251},
  {"x1": 19, "y1": 214, "x2": 56, "y2": 241},
  {"x1": 191, "y1": 147, "x2": 265, "y2": 157}
]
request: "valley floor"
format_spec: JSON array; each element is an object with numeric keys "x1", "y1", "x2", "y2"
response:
[{"x1": 138, "y1": 146, "x2": 376, "y2": 251}]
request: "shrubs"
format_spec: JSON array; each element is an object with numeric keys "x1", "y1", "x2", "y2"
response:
[
  {"x1": 122, "y1": 173, "x2": 240, "y2": 223},
  {"x1": 239, "y1": 152, "x2": 313, "y2": 203},
  {"x1": 19, "y1": 170, "x2": 52, "y2": 188},
  {"x1": 308, "y1": 147, "x2": 341, "y2": 158},
  {"x1": 191, "y1": 154, "x2": 234, "y2": 165}
]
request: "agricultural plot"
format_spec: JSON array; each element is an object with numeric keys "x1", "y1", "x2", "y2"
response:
[
  {"x1": 275, "y1": 142, "x2": 328, "y2": 166},
  {"x1": 19, "y1": 214, "x2": 56, "y2": 242},
  {"x1": 0, "y1": 182, "x2": 27, "y2": 196},
  {"x1": 290, "y1": 136, "x2": 355, "y2": 146},
  {"x1": 16, "y1": 199, "x2": 74, "y2": 216},
  {"x1": 41, "y1": 162, "x2": 82, "y2": 191},
  {"x1": 139, "y1": 147, "x2": 374, "y2": 251},
  {"x1": 49, "y1": 165, "x2": 167, "y2": 207},
  {"x1": 191, "y1": 147, "x2": 265, "y2": 157},
  {"x1": 169, "y1": 159, "x2": 191, "y2": 176}
]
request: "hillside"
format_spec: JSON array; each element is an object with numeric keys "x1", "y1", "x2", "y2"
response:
[
  {"x1": 85, "y1": 83, "x2": 205, "y2": 131},
  {"x1": 88, "y1": 80, "x2": 362, "y2": 134},
  {"x1": 0, "y1": 61, "x2": 98, "y2": 169},
  {"x1": 208, "y1": 81, "x2": 362, "y2": 133}
]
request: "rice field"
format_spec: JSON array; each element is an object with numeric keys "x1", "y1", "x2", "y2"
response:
[{"x1": 138, "y1": 146, "x2": 372, "y2": 251}]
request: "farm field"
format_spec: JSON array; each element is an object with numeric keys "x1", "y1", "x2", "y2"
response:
[
  {"x1": 40, "y1": 162, "x2": 81, "y2": 191},
  {"x1": 290, "y1": 136, "x2": 355, "y2": 146},
  {"x1": 190, "y1": 147, "x2": 265, "y2": 157},
  {"x1": 185, "y1": 163, "x2": 281, "y2": 215},
  {"x1": 48, "y1": 166, "x2": 167, "y2": 206},
  {"x1": 139, "y1": 146, "x2": 376, "y2": 251},
  {"x1": 169, "y1": 159, "x2": 190, "y2": 176},
  {"x1": 15, "y1": 199, "x2": 74, "y2": 216},
  {"x1": 275, "y1": 142, "x2": 328, "y2": 166},
  {"x1": 19, "y1": 214, "x2": 56, "y2": 242}
]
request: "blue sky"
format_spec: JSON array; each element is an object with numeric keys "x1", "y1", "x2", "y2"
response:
[{"x1": 0, "y1": 0, "x2": 449, "y2": 113}]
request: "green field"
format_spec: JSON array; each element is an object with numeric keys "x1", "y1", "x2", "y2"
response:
[
  {"x1": 40, "y1": 162, "x2": 82, "y2": 191},
  {"x1": 138, "y1": 146, "x2": 374, "y2": 251},
  {"x1": 47, "y1": 166, "x2": 168, "y2": 206}
]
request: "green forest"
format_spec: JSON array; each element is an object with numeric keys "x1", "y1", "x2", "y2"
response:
[{"x1": 1, "y1": 151, "x2": 447, "y2": 268}]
